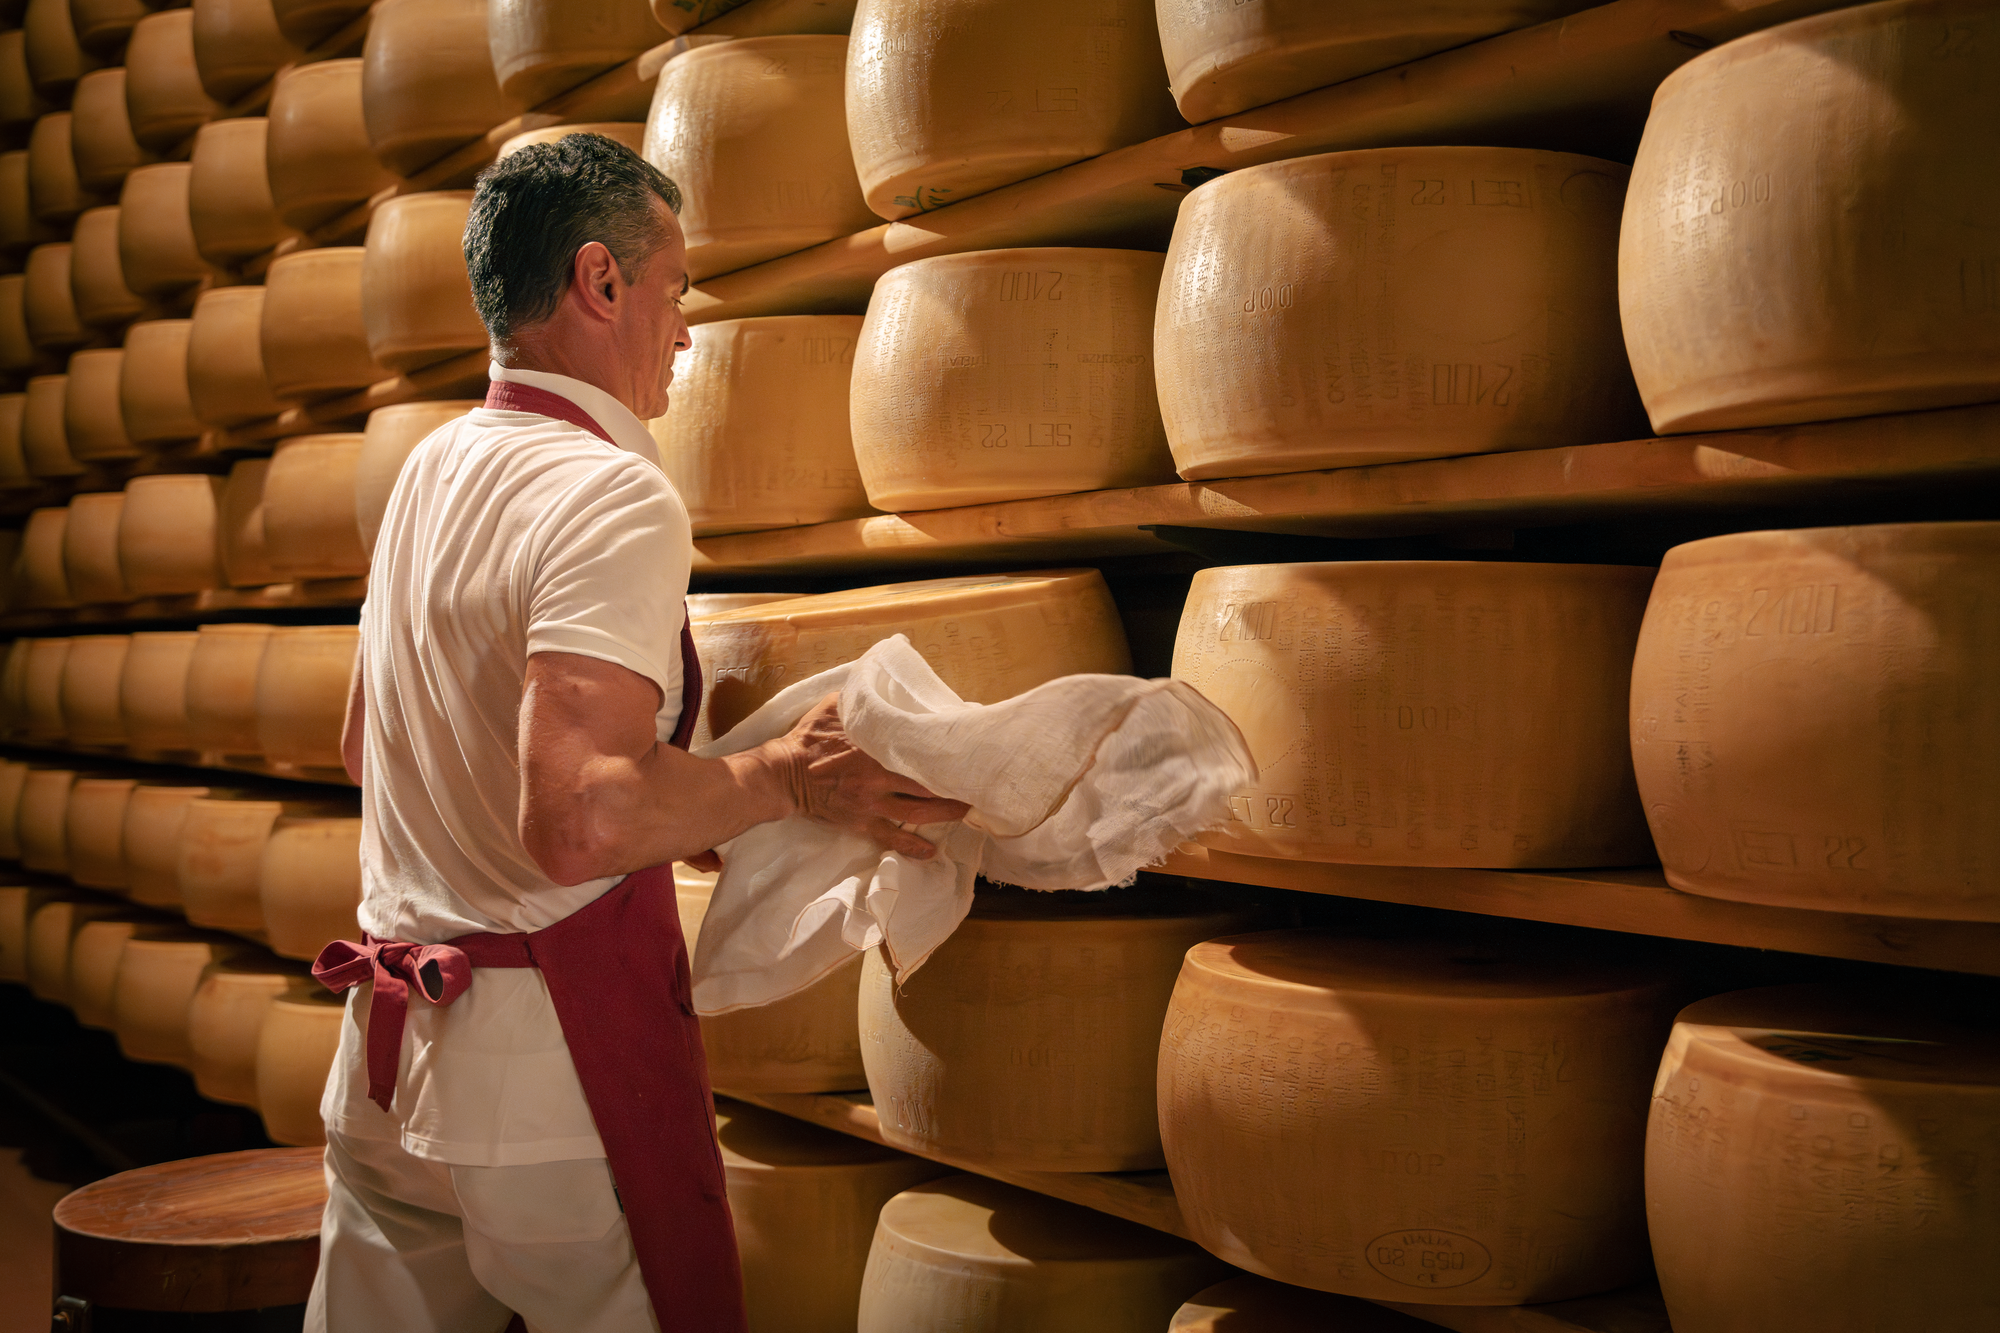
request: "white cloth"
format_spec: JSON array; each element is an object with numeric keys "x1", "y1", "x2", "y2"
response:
[
  {"x1": 328, "y1": 363, "x2": 694, "y2": 1167},
  {"x1": 690, "y1": 635, "x2": 1256, "y2": 1015}
]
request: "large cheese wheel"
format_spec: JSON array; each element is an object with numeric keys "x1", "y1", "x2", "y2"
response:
[
  {"x1": 354, "y1": 399, "x2": 478, "y2": 555},
  {"x1": 118, "y1": 474, "x2": 229, "y2": 596},
  {"x1": 845, "y1": 0, "x2": 1183, "y2": 222},
  {"x1": 113, "y1": 931, "x2": 255, "y2": 1066},
  {"x1": 650, "y1": 315, "x2": 874, "y2": 534},
  {"x1": 254, "y1": 989, "x2": 345, "y2": 1145},
  {"x1": 0, "y1": 886, "x2": 61, "y2": 982},
  {"x1": 189, "y1": 962, "x2": 320, "y2": 1107},
  {"x1": 122, "y1": 631, "x2": 199, "y2": 753},
  {"x1": 1156, "y1": 147, "x2": 1642, "y2": 480},
  {"x1": 188, "y1": 285, "x2": 287, "y2": 427},
  {"x1": 863, "y1": 886, "x2": 1253, "y2": 1171},
  {"x1": 117, "y1": 163, "x2": 212, "y2": 296},
  {"x1": 191, "y1": 0, "x2": 305, "y2": 103},
  {"x1": 362, "y1": 0, "x2": 512, "y2": 177},
  {"x1": 19, "y1": 507, "x2": 76, "y2": 608},
  {"x1": 266, "y1": 59, "x2": 399, "y2": 232},
  {"x1": 64, "y1": 348, "x2": 140, "y2": 462},
  {"x1": 254, "y1": 624, "x2": 358, "y2": 769},
  {"x1": 23, "y1": 242, "x2": 86, "y2": 348},
  {"x1": 1172, "y1": 1276, "x2": 1439, "y2": 1330},
  {"x1": 1630, "y1": 522, "x2": 2000, "y2": 920},
  {"x1": 857, "y1": 1174, "x2": 1229, "y2": 1333},
  {"x1": 716, "y1": 1099, "x2": 947, "y2": 1332},
  {"x1": 260, "y1": 247, "x2": 386, "y2": 401},
  {"x1": 1647, "y1": 984, "x2": 2000, "y2": 1333},
  {"x1": 271, "y1": 0, "x2": 372, "y2": 46},
  {"x1": 124, "y1": 783, "x2": 217, "y2": 908},
  {"x1": 1620, "y1": 0, "x2": 2000, "y2": 434},
  {"x1": 643, "y1": 36, "x2": 874, "y2": 280},
  {"x1": 119, "y1": 318, "x2": 202, "y2": 446},
  {"x1": 1160, "y1": 931, "x2": 1676, "y2": 1303},
  {"x1": 0, "y1": 32, "x2": 50, "y2": 132},
  {"x1": 21, "y1": 638, "x2": 73, "y2": 738},
  {"x1": 0, "y1": 393, "x2": 28, "y2": 483},
  {"x1": 359, "y1": 190, "x2": 482, "y2": 373},
  {"x1": 496, "y1": 121, "x2": 644, "y2": 159},
  {"x1": 22, "y1": 376, "x2": 84, "y2": 479},
  {"x1": 69, "y1": 919, "x2": 185, "y2": 1028},
  {"x1": 1172, "y1": 562, "x2": 1655, "y2": 868},
  {"x1": 125, "y1": 11, "x2": 222, "y2": 150},
  {"x1": 852, "y1": 249, "x2": 1176, "y2": 509},
  {"x1": 24, "y1": 0, "x2": 101, "y2": 103},
  {"x1": 69, "y1": 206, "x2": 147, "y2": 330},
  {"x1": 66, "y1": 776, "x2": 141, "y2": 888},
  {"x1": 189, "y1": 118, "x2": 294, "y2": 263},
  {"x1": 70, "y1": 68, "x2": 158, "y2": 194},
  {"x1": 691, "y1": 569, "x2": 1132, "y2": 743},
  {"x1": 60, "y1": 490, "x2": 127, "y2": 604},
  {"x1": 263, "y1": 434, "x2": 368, "y2": 579},
  {"x1": 18, "y1": 766, "x2": 79, "y2": 870},
  {"x1": 259, "y1": 816, "x2": 361, "y2": 960},
  {"x1": 486, "y1": 0, "x2": 669, "y2": 110},
  {"x1": 58, "y1": 632, "x2": 128, "y2": 745},
  {"x1": 218, "y1": 457, "x2": 278, "y2": 587},
  {"x1": 26, "y1": 897, "x2": 129, "y2": 1003},
  {"x1": 187, "y1": 623, "x2": 273, "y2": 754},
  {"x1": 66, "y1": 0, "x2": 148, "y2": 59},
  {"x1": 179, "y1": 794, "x2": 353, "y2": 937}
]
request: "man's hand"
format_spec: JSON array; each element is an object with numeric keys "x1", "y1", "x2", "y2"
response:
[{"x1": 764, "y1": 694, "x2": 969, "y2": 862}]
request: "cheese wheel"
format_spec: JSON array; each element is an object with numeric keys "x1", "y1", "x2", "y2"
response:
[
  {"x1": 70, "y1": 68, "x2": 158, "y2": 194},
  {"x1": 857, "y1": 1174, "x2": 1230, "y2": 1333},
  {"x1": 58, "y1": 632, "x2": 128, "y2": 745},
  {"x1": 66, "y1": 776, "x2": 140, "y2": 888},
  {"x1": 218, "y1": 457, "x2": 278, "y2": 587},
  {"x1": 71, "y1": 920, "x2": 186, "y2": 1029},
  {"x1": 1173, "y1": 562, "x2": 1656, "y2": 868},
  {"x1": 263, "y1": 433, "x2": 369, "y2": 579},
  {"x1": 188, "y1": 285, "x2": 287, "y2": 427},
  {"x1": 496, "y1": 121, "x2": 645, "y2": 159},
  {"x1": 117, "y1": 163, "x2": 212, "y2": 297},
  {"x1": 685, "y1": 593, "x2": 807, "y2": 618},
  {"x1": 650, "y1": 315, "x2": 874, "y2": 534},
  {"x1": 1171, "y1": 1276, "x2": 1441, "y2": 1331},
  {"x1": 0, "y1": 886, "x2": 61, "y2": 982},
  {"x1": 125, "y1": 11, "x2": 222, "y2": 151},
  {"x1": 189, "y1": 962, "x2": 320, "y2": 1106},
  {"x1": 354, "y1": 399, "x2": 478, "y2": 555},
  {"x1": 118, "y1": 473, "x2": 229, "y2": 596},
  {"x1": 845, "y1": 0, "x2": 1183, "y2": 222},
  {"x1": 21, "y1": 638, "x2": 73, "y2": 738},
  {"x1": 0, "y1": 653, "x2": 27, "y2": 739},
  {"x1": 852, "y1": 249, "x2": 1175, "y2": 509},
  {"x1": 254, "y1": 624, "x2": 358, "y2": 769},
  {"x1": 1160, "y1": 931, "x2": 1677, "y2": 1303},
  {"x1": 187, "y1": 623, "x2": 274, "y2": 754},
  {"x1": 0, "y1": 762, "x2": 30, "y2": 845},
  {"x1": 20, "y1": 508, "x2": 75, "y2": 608},
  {"x1": 0, "y1": 393, "x2": 28, "y2": 484},
  {"x1": 0, "y1": 148, "x2": 58, "y2": 255},
  {"x1": 271, "y1": 0, "x2": 372, "y2": 46},
  {"x1": 362, "y1": 0, "x2": 512, "y2": 177},
  {"x1": 643, "y1": 36, "x2": 874, "y2": 280},
  {"x1": 1630, "y1": 522, "x2": 2000, "y2": 920},
  {"x1": 189, "y1": 118, "x2": 294, "y2": 263},
  {"x1": 648, "y1": 0, "x2": 757, "y2": 34},
  {"x1": 863, "y1": 887, "x2": 1254, "y2": 1171},
  {"x1": 180, "y1": 795, "x2": 354, "y2": 937},
  {"x1": 61, "y1": 490, "x2": 127, "y2": 605},
  {"x1": 1156, "y1": 147, "x2": 1642, "y2": 480},
  {"x1": 359, "y1": 190, "x2": 483, "y2": 373},
  {"x1": 1647, "y1": 984, "x2": 2000, "y2": 1333},
  {"x1": 18, "y1": 766, "x2": 79, "y2": 871},
  {"x1": 69, "y1": 206, "x2": 147, "y2": 330},
  {"x1": 26, "y1": 897, "x2": 130, "y2": 1003},
  {"x1": 23, "y1": 0, "x2": 101, "y2": 101},
  {"x1": 259, "y1": 816, "x2": 361, "y2": 960},
  {"x1": 715, "y1": 1099, "x2": 948, "y2": 1332},
  {"x1": 23, "y1": 242, "x2": 86, "y2": 348},
  {"x1": 261, "y1": 247, "x2": 387, "y2": 402},
  {"x1": 120, "y1": 319, "x2": 202, "y2": 446},
  {"x1": 0, "y1": 32, "x2": 52, "y2": 133},
  {"x1": 122, "y1": 631, "x2": 200, "y2": 753},
  {"x1": 113, "y1": 931, "x2": 255, "y2": 1066},
  {"x1": 256, "y1": 989, "x2": 345, "y2": 1144},
  {"x1": 65, "y1": 348, "x2": 140, "y2": 462},
  {"x1": 124, "y1": 784, "x2": 217, "y2": 908},
  {"x1": 486, "y1": 0, "x2": 670, "y2": 110},
  {"x1": 191, "y1": 0, "x2": 306, "y2": 103},
  {"x1": 267, "y1": 59, "x2": 399, "y2": 231},
  {"x1": 22, "y1": 377, "x2": 84, "y2": 479},
  {"x1": 693, "y1": 569, "x2": 1130, "y2": 743},
  {"x1": 66, "y1": 0, "x2": 149, "y2": 59},
  {"x1": 0, "y1": 280, "x2": 35, "y2": 375},
  {"x1": 1620, "y1": 0, "x2": 2000, "y2": 434}
]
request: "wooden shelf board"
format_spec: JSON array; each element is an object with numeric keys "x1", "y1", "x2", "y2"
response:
[
  {"x1": 215, "y1": 352, "x2": 490, "y2": 451},
  {"x1": 1, "y1": 739, "x2": 357, "y2": 791},
  {"x1": 0, "y1": 579, "x2": 365, "y2": 632}
]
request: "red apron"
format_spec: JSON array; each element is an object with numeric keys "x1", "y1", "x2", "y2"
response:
[{"x1": 313, "y1": 378, "x2": 747, "y2": 1333}]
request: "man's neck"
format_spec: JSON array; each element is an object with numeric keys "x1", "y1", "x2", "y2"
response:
[{"x1": 493, "y1": 338, "x2": 638, "y2": 417}]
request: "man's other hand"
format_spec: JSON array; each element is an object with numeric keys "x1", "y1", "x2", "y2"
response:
[{"x1": 769, "y1": 694, "x2": 969, "y2": 861}]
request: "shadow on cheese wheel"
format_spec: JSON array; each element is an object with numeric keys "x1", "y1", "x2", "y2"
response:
[
  {"x1": 218, "y1": 457, "x2": 278, "y2": 587},
  {"x1": 120, "y1": 319, "x2": 202, "y2": 447},
  {"x1": 189, "y1": 118, "x2": 296, "y2": 264},
  {"x1": 1160, "y1": 931, "x2": 1680, "y2": 1305},
  {"x1": 25, "y1": 0, "x2": 104, "y2": 99},
  {"x1": 496, "y1": 120, "x2": 644, "y2": 160},
  {"x1": 259, "y1": 815, "x2": 361, "y2": 960},
  {"x1": 360, "y1": 190, "x2": 483, "y2": 374},
  {"x1": 1620, "y1": 0, "x2": 2000, "y2": 434},
  {"x1": 255, "y1": 988, "x2": 345, "y2": 1145},
  {"x1": 187, "y1": 623, "x2": 274, "y2": 755},
  {"x1": 125, "y1": 11, "x2": 222, "y2": 151},
  {"x1": 61, "y1": 490, "x2": 127, "y2": 604},
  {"x1": 66, "y1": 775, "x2": 141, "y2": 889},
  {"x1": 20, "y1": 509, "x2": 75, "y2": 608},
  {"x1": 71, "y1": 68, "x2": 158, "y2": 195},
  {"x1": 1630, "y1": 522, "x2": 2000, "y2": 921},
  {"x1": 862, "y1": 883, "x2": 1260, "y2": 1171},
  {"x1": 69, "y1": 206, "x2": 147, "y2": 330},
  {"x1": 180, "y1": 793, "x2": 355, "y2": 939},
  {"x1": 59, "y1": 633, "x2": 129, "y2": 746},
  {"x1": 272, "y1": 0, "x2": 372, "y2": 47},
  {"x1": 189, "y1": 285, "x2": 287, "y2": 427},
  {"x1": 686, "y1": 593, "x2": 807, "y2": 618},
  {"x1": 266, "y1": 59, "x2": 399, "y2": 232},
  {"x1": 0, "y1": 886, "x2": 62, "y2": 982},
  {"x1": 1648, "y1": 983, "x2": 2000, "y2": 1333},
  {"x1": 66, "y1": 349, "x2": 141, "y2": 463},
  {"x1": 355, "y1": 399, "x2": 478, "y2": 556},
  {"x1": 72, "y1": 918, "x2": 186, "y2": 1029},
  {"x1": 0, "y1": 394, "x2": 28, "y2": 487},
  {"x1": 1173, "y1": 562, "x2": 1656, "y2": 868},
  {"x1": 21, "y1": 638, "x2": 72, "y2": 738},
  {"x1": 857, "y1": 1174, "x2": 1230, "y2": 1333},
  {"x1": 648, "y1": 0, "x2": 754, "y2": 36},
  {"x1": 644, "y1": 36, "x2": 875, "y2": 281},
  {"x1": 715, "y1": 1098, "x2": 949, "y2": 1332},
  {"x1": 122, "y1": 630, "x2": 199, "y2": 753},
  {"x1": 118, "y1": 163, "x2": 213, "y2": 297},
  {"x1": 1172, "y1": 1276, "x2": 1443, "y2": 1330},
  {"x1": 263, "y1": 434, "x2": 369, "y2": 579},
  {"x1": 852, "y1": 249, "x2": 1176, "y2": 510},
  {"x1": 118, "y1": 474, "x2": 229, "y2": 596},
  {"x1": 1, "y1": 151, "x2": 61, "y2": 259},
  {"x1": 1157, "y1": 146, "x2": 1643, "y2": 480},
  {"x1": 113, "y1": 930, "x2": 258, "y2": 1067},
  {"x1": 66, "y1": 0, "x2": 146, "y2": 60},
  {"x1": 362, "y1": 0, "x2": 512, "y2": 177},
  {"x1": 29, "y1": 113, "x2": 104, "y2": 224},
  {"x1": 844, "y1": 0, "x2": 1184, "y2": 222},
  {"x1": 18, "y1": 765, "x2": 79, "y2": 871},
  {"x1": 124, "y1": 783, "x2": 219, "y2": 909},
  {"x1": 192, "y1": 0, "x2": 306, "y2": 103},
  {"x1": 691, "y1": 569, "x2": 1132, "y2": 744},
  {"x1": 189, "y1": 961, "x2": 320, "y2": 1107},
  {"x1": 261, "y1": 247, "x2": 387, "y2": 402},
  {"x1": 26, "y1": 896, "x2": 133, "y2": 1004},
  {"x1": 486, "y1": 0, "x2": 669, "y2": 111},
  {"x1": 254, "y1": 624, "x2": 359, "y2": 770},
  {"x1": 23, "y1": 242, "x2": 86, "y2": 348},
  {"x1": 649, "y1": 315, "x2": 875, "y2": 534},
  {"x1": 0, "y1": 33, "x2": 50, "y2": 132},
  {"x1": 22, "y1": 377, "x2": 84, "y2": 480}
]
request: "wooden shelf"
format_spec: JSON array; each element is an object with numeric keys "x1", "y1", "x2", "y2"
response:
[
  {"x1": 0, "y1": 579, "x2": 365, "y2": 633},
  {"x1": 2, "y1": 740, "x2": 358, "y2": 791}
]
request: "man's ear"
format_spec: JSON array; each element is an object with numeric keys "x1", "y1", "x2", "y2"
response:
[{"x1": 570, "y1": 241, "x2": 621, "y2": 322}]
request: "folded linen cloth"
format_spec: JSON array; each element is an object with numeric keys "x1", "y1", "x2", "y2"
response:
[{"x1": 688, "y1": 635, "x2": 1256, "y2": 1014}]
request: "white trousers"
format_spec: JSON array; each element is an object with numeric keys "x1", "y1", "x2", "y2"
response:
[{"x1": 305, "y1": 1128, "x2": 661, "y2": 1333}]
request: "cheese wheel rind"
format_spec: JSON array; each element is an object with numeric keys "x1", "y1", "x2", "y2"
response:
[
  {"x1": 266, "y1": 59, "x2": 398, "y2": 232},
  {"x1": 255, "y1": 991, "x2": 345, "y2": 1145},
  {"x1": 189, "y1": 285, "x2": 288, "y2": 427},
  {"x1": 259, "y1": 817, "x2": 363, "y2": 961},
  {"x1": 189, "y1": 964, "x2": 318, "y2": 1108},
  {"x1": 254, "y1": 625, "x2": 359, "y2": 769},
  {"x1": 261, "y1": 247, "x2": 385, "y2": 402},
  {"x1": 186, "y1": 623, "x2": 274, "y2": 755},
  {"x1": 188, "y1": 118, "x2": 293, "y2": 264},
  {"x1": 359, "y1": 190, "x2": 483, "y2": 374},
  {"x1": 118, "y1": 473, "x2": 229, "y2": 596},
  {"x1": 361, "y1": 0, "x2": 512, "y2": 177},
  {"x1": 262, "y1": 433, "x2": 369, "y2": 580}
]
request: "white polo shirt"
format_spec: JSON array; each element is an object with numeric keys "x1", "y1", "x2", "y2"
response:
[{"x1": 323, "y1": 363, "x2": 694, "y2": 1166}]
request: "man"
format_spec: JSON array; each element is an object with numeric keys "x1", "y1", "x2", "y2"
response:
[{"x1": 305, "y1": 135, "x2": 967, "y2": 1332}]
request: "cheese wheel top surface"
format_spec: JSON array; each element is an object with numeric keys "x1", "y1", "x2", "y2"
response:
[
  {"x1": 715, "y1": 1098, "x2": 917, "y2": 1170},
  {"x1": 877, "y1": 1174, "x2": 1205, "y2": 1266},
  {"x1": 1667, "y1": 982, "x2": 2000, "y2": 1090}
]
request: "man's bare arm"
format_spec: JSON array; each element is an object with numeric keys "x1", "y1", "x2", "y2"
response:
[{"x1": 340, "y1": 652, "x2": 365, "y2": 786}]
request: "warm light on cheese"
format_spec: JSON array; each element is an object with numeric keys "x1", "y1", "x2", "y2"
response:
[
  {"x1": 66, "y1": 348, "x2": 139, "y2": 462},
  {"x1": 58, "y1": 633, "x2": 129, "y2": 746},
  {"x1": 255, "y1": 625, "x2": 359, "y2": 770},
  {"x1": 187, "y1": 623, "x2": 275, "y2": 755},
  {"x1": 189, "y1": 285, "x2": 288, "y2": 427},
  {"x1": 26, "y1": 897, "x2": 128, "y2": 1004},
  {"x1": 117, "y1": 163, "x2": 212, "y2": 297},
  {"x1": 69, "y1": 68, "x2": 155, "y2": 194},
  {"x1": 65, "y1": 776, "x2": 138, "y2": 889},
  {"x1": 1173, "y1": 562, "x2": 1656, "y2": 868},
  {"x1": 362, "y1": 0, "x2": 511, "y2": 176},
  {"x1": 21, "y1": 637, "x2": 73, "y2": 738},
  {"x1": 124, "y1": 10, "x2": 221, "y2": 150},
  {"x1": 61, "y1": 490, "x2": 127, "y2": 605},
  {"x1": 218, "y1": 458, "x2": 278, "y2": 588},
  {"x1": 260, "y1": 816, "x2": 362, "y2": 961},
  {"x1": 261, "y1": 247, "x2": 387, "y2": 402},
  {"x1": 69, "y1": 919, "x2": 178, "y2": 1029},
  {"x1": 181, "y1": 794, "x2": 356, "y2": 938},
  {"x1": 189, "y1": 962, "x2": 320, "y2": 1108},
  {"x1": 113, "y1": 931, "x2": 254, "y2": 1067},
  {"x1": 69, "y1": 206, "x2": 146, "y2": 329},
  {"x1": 355, "y1": 399, "x2": 478, "y2": 556},
  {"x1": 191, "y1": 0, "x2": 305, "y2": 103},
  {"x1": 27, "y1": 114, "x2": 96, "y2": 224},
  {"x1": 122, "y1": 631, "x2": 199, "y2": 753},
  {"x1": 23, "y1": 242, "x2": 86, "y2": 348},
  {"x1": 120, "y1": 319, "x2": 202, "y2": 447},
  {"x1": 497, "y1": 121, "x2": 644, "y2": 159},
  {"x1": 360, "y1": 190, "x2": 483, "y2": 374},
  {"x1": 486, "y1": 0, "x2": 668, "y2": 110},
  {"x1": 118, "y1": 474, "x2": 229, "y2": 596},
  {"x1": 266, "y1": 59, "x2": 398, "y2": 231},
  {"x1": 263, "y1": 433, "x2": 369, "y2": 579},
  {"x1": 686, "y1": 593, "x2": 807, "y2": 618},
  {"x1": 188, "y1": 118, "x2": 294, "y2": 264},
  {"x1": 124, "y1": 784, "x2": 217, "y2": 909},
  {"x1": 255, "y1": 990, "x2": 345, "y2": 1145}
]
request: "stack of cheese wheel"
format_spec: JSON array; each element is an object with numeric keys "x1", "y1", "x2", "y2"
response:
[
  {"x1": 121, "y1": 630, "x2": 200, "y2": 753},
  {"x1": 118, "y1": 473, "x2": 228, "y2": 596},
  {"x1": 852, "y1": 249, "x2": 1177, "y2": 509},
  {"x1": 0, "y1": 886, "x2": 62, "y2": 984},
  {"x1": 1159, "y1": 931, "x2": 1677, "y2": 1304},
  {"x1": 1647, "y1": 983, "x2": 2000, "y2": 1332},
  {"x1": 179, "y1": 793, "x2": 355, "y2": 939},
  {"x1": 1630, "y1": 522, "x2": 2000, "y2": 921},
  {"x1": 716, "y1": 1099, "x2": 947, "y2": 1331},
  {"x1": 22, "y1": 377, "x2": 85, "y2": 480},
  {"x1": 857, "y1": 1174, "x2": 1229, "y2": 1332},
  {"x1": 359, "y1": 191, "x2": 483, "y2": 373},
  {"x1": 263, "y1": 433, "x2": 368, "y2": 579},
  {"x1": 71, "y1": 919, "x2": 184, "y2": 1030},
  {"x1": 1619, "y1": 0, "x2": 2000, "y2": 433},
  {"x1": 66, "y1": 775, "x2": 141, "y2": 888},
  {"x1": 261, "y1": 248, "x2": 385, "y2": 401},
  {"x1": 66, "y1": 348, "x2": 140, "y2": 462},
  {"x1": 124, "y1": 10, "x2": 221, "y2": 149},
  {"x1": 24, "y1": 896, "x2": 131, "y2": 1004},
  {"x1": 643, "y1": 36, "x2": 875, "y2": 280},
  {"x1": 272, "y1": 0, "x2": 372, "y2": 46},
  {"x1": 191, "y1": 0, "x2": 305, "y2": 103},
  {"x1": 124, "y1": 783, "x2": 219, "y2": 908},
  {"x1": 496, "y1": 121, "x2": 643, "y2": 159},
  {"x1": 24, "y1": 0, "x2": 103, "y2": 99},
  {"x1": 23, "y1": 243, "x2": 85, "y2": 348},
  {"x1": 844, "y1": 0, "x2": 1183, "y2": 221},
  {"x1": 17, "y1": 767, "x2": 80, "y2": 872},
  {"x1": 21, "y1": 636, "x2": 73, "y2": 739},
  {"x1": 58, "y1": 633, "x2": 127, "y2": 745},
  {"x1": 69, "y1": 207, "x2": 146, "y2": 330},
  {"x1": 1171, "y1": 1276, "x2": 1438, "y2": 1331},
  {"x1": 1155, "y1": 146, "x2": 1643, "y2": 478},
  {"x1": 188, "y1": 118, "x2": 294, "y2": 264},
  {"x1": 219, "y1": 458, "x2": 277, "y2": 586},
  {"x1": 485, "y1": 0, "x2": 667, "y2": 110},
  {"x1": 187, "y1": 623, "x2": 274, "y2": 755},
  {"x1": 649, "y1": 316, "x2": 874, "y2": 533},
  {"x1": 188, "y1": 961, "x2": 320, "y2": 1107},
  {"x1": 1172, "y1": 562, "x2": 1656, "y2": 867},
  {"x1": 259, "y1": 813, "x2": 362, "y2": 960},
  {"x1": 27, "y1": 115, "x2": 97, "y2": 225},
  {"x1": 255, "y1": 987, "x2": 346, "y2": 1145},
  {"x1": 117, "y1": 163, "x2": 211, "y2": 296},
  {"x1": 254, "y1": 624, "x2": 357, "y2": 770},
  {"x1": 354, "y1": 399, "x2": 479, "y2": 555},
  {"x1": 361, "y1": 0, "x2": 511, "y2": 176},
  {"x1": 61, "y1": 490, "x2": 126, "y2": 604},
  {"x1": 70, "y1": 68, "x2": 155, "y2": 195},
  {"x1": 691, "y1": 569, "x2": 1131, "y2": 744},
  {"x1": 188, "y1": 286, "x2": 286, "y2": 427},
  {"x1": 265, "y1": 59, "x2": 397, "y2": 231},
  {"x1": 864, "y1": 885, "x2": 1254, "y2": 1171},
  {"x1": 113, "y1": 930, "x2": 254, "y2": 1066},
  {"x1": 120, "y1": 319, "x2": 202, "y2": 448}
]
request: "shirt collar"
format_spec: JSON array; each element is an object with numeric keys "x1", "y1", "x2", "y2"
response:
[{"x1": 486, "y1": 361, "x2": 663, "y2": 470}]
